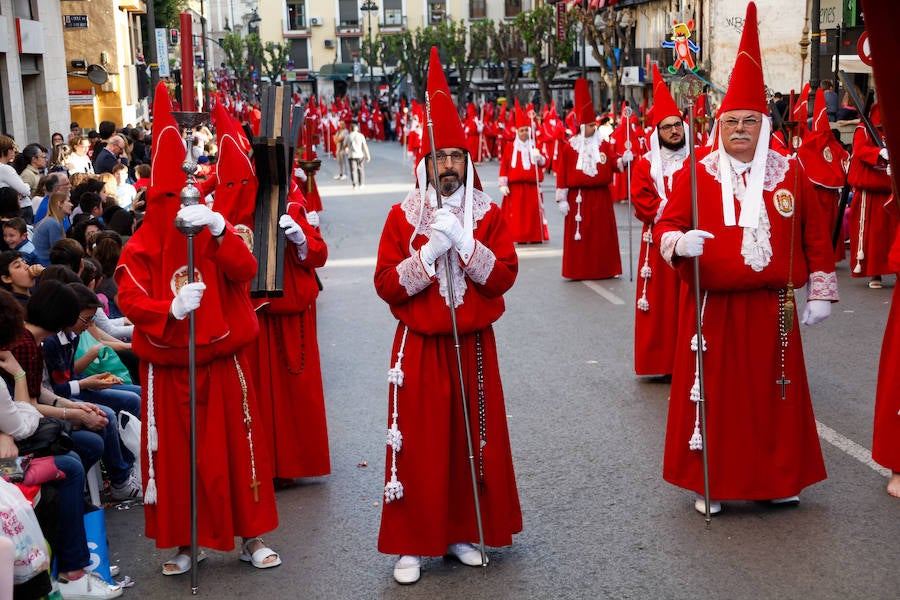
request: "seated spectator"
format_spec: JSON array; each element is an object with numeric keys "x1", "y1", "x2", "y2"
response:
[
  {"x1": 66, "y1": 216, "x2": 103, "y2": 253},
  {"x1": 0, "y1": 187, "x2": 21, "y2": 224},
  {"x1": 92, "y1": 234, "x2": 123, "y2": 319},
  {"x1": 132, "y1": 164, "x2": 150, "y2": 191},
  {"x1": 65, "y1": 136, "x2": 95, "y2": 175},
  {"x1": 39, "y1": 282, "x2": 141, "y2": 501},
  {"x1": 0, "y1": 251, "x2": 41, "y2": 306},
  {"x1": 2, "y1": 217, "x2": 38, "y2": 264},
  {"x1": 79, "y1": 257, "x2": 138, "y2": 383},
  {"x1": 49, "y1": 143, "x2": 71, "y2": 174},
  {"x1": 18, "y1": 144, "x2": 48, "y2": 197},
  {"x1": 77, "y1": 192, "x2": 103, "y2": 223},
  {"x1": 0, "y1": 281, "x2": 124, "y2": 600},
  {"x1": 112, "y1": 164, "x2": 135, "y2": 210},
  {"x1": 32, "y1": 192, "x2": 73, "y2": 266},
  {"x1": 48, "y1": 238, "x2": 85, "y2": 275},
  {"x1": 97, "y1": 172, "x2": 118, "y2": 209}
]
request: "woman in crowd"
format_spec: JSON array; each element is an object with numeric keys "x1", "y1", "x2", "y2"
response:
[
  {"x1": 31, "y1": 191, "x2": 72, "y2": 266},
  {"x1": 65, "y1": 136, "x2": 95, "y2": 175}
]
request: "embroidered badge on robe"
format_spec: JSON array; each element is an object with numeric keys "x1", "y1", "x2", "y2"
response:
[
  {"x1": 234, "y1": 224, "x2": 254, "y2": 252},
  {"x1": 822, "y1": 146, "x2": 833, "y2": 163},
  {"x1": 598, "y1": 152, "x2": 607, "y2": 164},
  {"x1": 171, "y1": 266, "x2": 204, "y2": 294},
  {"x1": 773, "y1": 188, "x2": 795, "y2": 218}
]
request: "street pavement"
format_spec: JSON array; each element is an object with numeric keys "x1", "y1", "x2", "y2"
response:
[{"x1": 108, "y1": 139, "x2": 900, "y2": 599}]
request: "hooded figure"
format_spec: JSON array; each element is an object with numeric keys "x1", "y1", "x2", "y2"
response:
[
  {"x1": 554, "y1": 77, "x2": 624, "y2": 280},
  {"x1": 115, "y1": 82, "x2": 282, "y2": 573},
  {"x1": 653, "y1": 2, "x2": 838, "y2": 516},
  {"x1": 373, "y1": 46, "x2": 521, "y2": 585},
  {"x1": 497, "y1": 99, "x2": 548, "y2": 243},
  {"x1": 630, "y1": 63, "x2": 690, "y2": 377}
]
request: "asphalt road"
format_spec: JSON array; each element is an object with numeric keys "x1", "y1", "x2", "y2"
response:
[{"x1": 108, "y1": 139, "x2": 900, "y2": 599}]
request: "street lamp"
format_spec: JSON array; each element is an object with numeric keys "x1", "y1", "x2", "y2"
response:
[
  {"x1": 248, "y1": 9, "x2": 261, "y2": 98},
  {"x1": 360, "y1": 1, "x2": 378, "y2": 99}
]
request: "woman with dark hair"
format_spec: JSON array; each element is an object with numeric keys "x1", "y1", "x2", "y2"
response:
[
  {"x1": 66, "y1": 216, "x2": 104, "y2": 252},
  {"x1": 0, "y1": 281, "x2": 123, "y2": 599},
  {"x1": 93, "y1": 235, "x2": 123, "y2": 318},
  {"x1": 48, "y1": 237, "x2": 85, "y2": 275}
]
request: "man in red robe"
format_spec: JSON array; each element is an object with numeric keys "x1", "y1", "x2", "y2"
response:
[
  {"x1": 498, "y1": 100, "x2": 547, "y2": 244},
  {"x1": 555, "y1": 78, "x2": 624, "y2": 280},
  {"x1": 653, "y1": 2, "x2": 838, "y2": 515},
  {"x1": 374, "y1": 47, "x2": 521, "y2": 585},
  {"x1": 463, "y1": 102, "x2": 483, "y2": 163},
  {"x1": 847, "y1": 103, "x2": 896, "y2": 288},
  {"x1": 631, "y1": 65, "x2": 689, "y2": 378},
  {"x1": 115, "y1": 83, "x2": 281, "y2": 574}
]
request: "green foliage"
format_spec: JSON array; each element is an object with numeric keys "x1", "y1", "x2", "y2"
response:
[
  {"x1": 262, "y1": 40, "x2": 292, "y2": 86},
  {"x1": 153, "y1": 0, "x2": 188, "y2": 29}
]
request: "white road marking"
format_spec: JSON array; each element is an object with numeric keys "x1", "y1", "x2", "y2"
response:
[
  {"x1": 582, "y1": 281, "x2": 626, "y2": 305},
  {"x1": 816, "y1": 420, "x2": 889, "y2": 477}
]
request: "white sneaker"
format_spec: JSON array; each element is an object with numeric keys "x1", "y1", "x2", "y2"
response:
[
  {"x1": 770, "y1": 495, "x2": 800, "y2": 506},
  {"x1": 447, "y1": 542, "x2": 487, "y2": 566},
  {"x1": 393, "y1": 555, "x2": 421, "y2": 584},
  {"x1": 57, "y1": 571, "x2": 123, "y2": 599},
  {"x1": 694, "y1": 496, "x2": 722, "y2": 515},
  {"x1": 109, "y1": 472, "x2": 142, "y2": 501}
]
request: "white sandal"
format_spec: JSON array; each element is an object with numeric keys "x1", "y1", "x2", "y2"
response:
[
  {"x1": 240, "y1": 537, "x2": 282, "y2": 569},
  {"x1": 162, "y1": 549, "x2": 207, "y2": 576}
]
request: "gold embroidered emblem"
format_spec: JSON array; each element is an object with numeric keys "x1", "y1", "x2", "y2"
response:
[
  {"x1": 234, "y1": 224, "x2": 254, "y2": 252},
  {"x1": 823, "y1": 146, "x2": 833, "y2": 163},
  {"x1": 170, "y1": 266, "x2": 203, "y2": 295},
  {"x1": 773, "y1": 188, "x2": 794, "y2": 218},
  {"x1": 598, "y1": 152, "x2": 607, "y2": 164}
]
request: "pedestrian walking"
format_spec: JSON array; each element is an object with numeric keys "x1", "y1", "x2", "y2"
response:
[
  {"x1": 346, "y1": 123, "x2": 370, "y2": 189},
  {"x1": 332, "y1": 121, "x2": 349, "y2": 181}
]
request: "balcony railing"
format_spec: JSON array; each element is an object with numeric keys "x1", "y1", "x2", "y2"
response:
[
  {"x1": 380, "y1": 14, "x2": 407, "y2": 30},
  {"x1": 336, "y1": 20, "x2": 361, "y2": 33}
]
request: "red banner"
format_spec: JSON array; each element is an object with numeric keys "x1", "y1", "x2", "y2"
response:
[{"x1": 556, "y1": 2, "x2": 567, "y2": 44}]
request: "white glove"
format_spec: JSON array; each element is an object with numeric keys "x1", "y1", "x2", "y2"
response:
[
  {"x1": 674, "y1": 230, "x2": 715, "y2": 257},
  {"x1": 279, "y1": 214, "x2": 306, "y2": 245},
  {"x1": 178, "y1": 204, "x2": 226, "y2": 237},
  {"x1": 801, "y1": 299, "x2": 831, "y2": 326},
  {"x1": 557, "y1": 200, "x2": 570, "y2": 216},
  {"x1": 419, "y1": 229, "x2": 452, "y2": 266},
  {"x1": 879, "y1": 148, "x2": 889, "y2": 161},
  {"x1": 499, "y1": 185, "x2": 510, "y2": 197},
  {"x1": 305, "y1": 211, "x2": 320, "y2": 227},
  {"x1": 293, "y1": 167, "x2": 308, "y2": 182},
  {"x1": 621, "y1": 150, "x2": 634, "y2": 165},
  {"x1": 530, "y1": 148, "x2": 543, "y2": 162},
  {"x1": 431, "y1": 207, "x2": 475, "y2": 259},
  {"x1": 171, "y1": 282, "x2": 206, "y2": 320}
]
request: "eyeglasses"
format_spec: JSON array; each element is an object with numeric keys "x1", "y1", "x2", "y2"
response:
[
  {"x1": 432, "y1": 151, "x2": 467, "y2": 164},
  {"x1": 720, "y1": 116, "x2": 762, "y2": 129},
  {"x1": 77, "y1": 314, "x2": 95, "y2": 325},
  {"x1": 658, "y1": 122, "x2": 684, "y2": 133}
]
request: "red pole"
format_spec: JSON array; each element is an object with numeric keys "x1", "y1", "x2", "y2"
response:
[{"x1": 180, "y1": 12, "x2": 195, "y2": 111}]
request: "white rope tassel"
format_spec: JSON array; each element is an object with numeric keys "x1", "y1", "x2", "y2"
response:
[
  {"x1": 637, "y1": 228, "x2": 652, "y2": 312},
  {"x1": 854, "y1": 191, "x2": 866, "y2": 274},
  {"x1": 144, "y1": 363, "x2": 158, "y2": 504},
  {"x1": 384, "y1": 326, "x2": 409, "y2": 503},
  {"x1": 574, "y1": 190, "x2": 583, "y2": 241},
  {"x1": 688, "y1": 293, "x2": 709, "y2": 452}
]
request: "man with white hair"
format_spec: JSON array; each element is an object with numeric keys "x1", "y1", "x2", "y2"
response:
[
  {"x1": 631, "y1": 64, "x2": 689, "y2": 378},
  {"x1": 654, "y1": 2, "x2": 838, "y2": 515}
]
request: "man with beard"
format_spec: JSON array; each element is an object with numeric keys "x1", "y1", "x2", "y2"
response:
[
  {"x1": 631, "y1": 64, "x2": 689, "y2": 378},
  {"x1": 374, "y1": 47, "x2": 521, "y2": 585},
  {"x1": 653, "y1": 2, "x2": 838, "y2": 515}
]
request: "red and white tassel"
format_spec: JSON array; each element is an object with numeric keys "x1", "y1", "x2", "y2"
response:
[
  {"x1": 144, "y1": 363, "x2": 158, "y2": 504},
  {"x1": 384, "y1": 327, "x2": 409, "y2": 504},
  {"x1": 574, "y1": 191, "x2": 583, "y2": 241}
]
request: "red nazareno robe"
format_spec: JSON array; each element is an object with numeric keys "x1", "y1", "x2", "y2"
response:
[
  {"x1": 872, "y1": 232, "x2": 900, "y2": 471},
  {"x1": 654, "y1": 147, "x2": 837, "y2": 500},
  {"x1": 116, "y1": 219, "x2": 278, "y2": 551},
  {"x1": 374, "y1": 189, "x2": 522, "y2": 556},
  {"x1": 848, "y1": 125, "x2": 897, "y2": 277},
  {"x1": 498, "y1": 143, "x2": 546, "y2": 243},
  {"x1": 630, "y1": 155, "x2": 684, "y2": 376},
  {"x1": 247, "y1": 199, "x2": 330, "y2": 479},
  {"x1": 556, "y1": 136, "x2": 622, "y2": 280}
]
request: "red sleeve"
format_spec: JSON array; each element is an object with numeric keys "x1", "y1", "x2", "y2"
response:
[
  {"x1": 630, "y1": 159, "x2": 661, "y2": 224},
  {"x1": 203, "y1": 225, "x2": 257, "y2": 283}
]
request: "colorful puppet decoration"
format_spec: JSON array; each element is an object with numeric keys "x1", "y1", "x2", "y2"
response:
[{"x1": 662, "y1": 20, "x2": 700, "y2": 74}]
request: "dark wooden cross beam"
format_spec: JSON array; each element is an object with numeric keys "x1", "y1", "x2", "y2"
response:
[{"x1": 250, "y1": 86, "x2": 292, "y2": 297}]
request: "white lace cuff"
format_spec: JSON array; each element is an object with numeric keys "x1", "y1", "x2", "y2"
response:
[
  {"x1": 659, "y1": 231, "x2": 683, "y2": 266},
  {"x1": 555, "y1": 188, "x2": 568, "y2": 203},
  {"x1": 807, "y1": 271, "x2": 839, "y2": 302},
  {"x1": 397, "y1": 254, "x2": 434, "y2": 296},
  {"x1": 462, "y1": 241, "x2": 495, "y2": 285}
]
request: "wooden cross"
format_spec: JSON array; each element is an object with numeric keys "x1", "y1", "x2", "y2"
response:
[
  {"x1": 250, "y1": 478, "x2": 261, "y2": 502},
  {"x1": 776, "y1": 376, "x2": 791, "y2": 399}
]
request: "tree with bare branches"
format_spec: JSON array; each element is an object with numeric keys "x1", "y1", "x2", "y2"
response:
[
  {"x1": 516, "y1": 4, "x2": 577, "y2": 107},
  {"x1": 571, "y1": 4, "x2": 636, "y2": 114},
  {"x1": 488, "y1": 20, "x2": 527, "y2": 103}
]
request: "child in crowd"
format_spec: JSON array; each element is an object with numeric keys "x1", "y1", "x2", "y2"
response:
[{"x1": 2, "y1": 217, "x2": 38, "y2": 264}]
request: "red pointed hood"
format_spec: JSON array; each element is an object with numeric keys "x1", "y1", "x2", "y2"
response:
[
  {"x1": 420, "y1": 46, "x2": 468, "y2": 157},
  {"x1": 574, "y1": 78, "x2": 595, "y2": 126},
  {"x1": 514, "y1": 99, "x2": 530, "y2": 129},
  {"x1": 211, "y1": 101, "x2": 257, "y2": 229},
  {"x1": 145, "y1": 82, "x2": 186, "y2": 228},
  {"x1": 812, "y1": 87, "x2": 830, "y2": 133},
  {"x1": 650, "y1": 64, "x2": 681, "y2": 128},
  {"x1": 717, "y1": 2, "x2": 768, "y2": 116}
]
